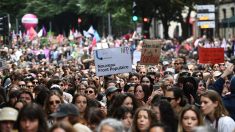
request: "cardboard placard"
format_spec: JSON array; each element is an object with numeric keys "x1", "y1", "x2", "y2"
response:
[
  {"x1": 140, "y1": 39, "x2": 161, "y2": 65},
  {"x1": 94, "y1": 47, "x2": 132, "y2": 76},
  {"x1": 198, "y1": 47, "x2": 224, "y2": 64}
]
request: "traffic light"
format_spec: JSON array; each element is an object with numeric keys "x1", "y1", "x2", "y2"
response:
[
  {"x1": 78, "y1": 17, "x2": 82, "y2": 24},
  {"x1": 0, "y1": 16, "x2": 9, "y2": 36},
  {"x1": 143, "y1": 17, "x2": 150, "y2": 39},
  {"x1": 143, "y1": 17, "x2": 149, "y2": 23},
  {"x1": 132, "y1": 1, "x2": 138, "y2": 22}
]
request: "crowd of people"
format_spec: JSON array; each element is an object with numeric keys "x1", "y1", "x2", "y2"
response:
[{"x1": 0, "y1": 33, "x2": 235, "y2": 132}]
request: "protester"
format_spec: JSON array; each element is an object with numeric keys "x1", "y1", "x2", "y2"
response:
[
  {"x1": 177, "y1": 105, "x2": 204, "y2": 132},
  {"x1": 0, "y1": 107, "x2": 18, "y2": 132},
  {"x1": 50, "y1": 103, "x2": 92, "y2": 132},
  {"x1": 96, "y1": 118, "x2": 125, "y2": 132},
  {"x1": 16, "y1": 103, "x2": 48, "y2": 132},
  {"x1": 130, "y1": 107, "x2": 158, "y2": 132},
  {"x1": 200, "y1": 90, "x2": 235, "y2": 131},
  {"x1": 49, "y1": 122, "x2": 77, "y2": 132},
  {"x1": 1, "y1": 29, "x2": 235, "y2": 132},
  {"x1": 112, "y1": 106, "x2": 133, "y2": 132}
]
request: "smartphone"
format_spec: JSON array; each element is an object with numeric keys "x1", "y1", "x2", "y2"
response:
[{"x1": 153, "y1": 84, "x2": 160, "y2": 91}]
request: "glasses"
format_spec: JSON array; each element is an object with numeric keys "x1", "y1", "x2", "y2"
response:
[
  {"x1": 85, "y1": 90, "x2": 94, "y2": 94},
  {"x1": 49, "y1": 100, "x2": 61, "y2": 105},
  {"x1": 196, "y1": 74, "x2": 202, "y2": 77},
  {"x1": 164, "y1": 71, "x2": 173, "y2": 76},
  {"x1": 174, "y1": 63, "x2": 181, "y2": 65},
  {"x1": 33, "y1": 81, "x2": 39, "y2": 84},
  {"x1": 27, "y1": 85, "x2": 34, "y2": 88},
  {"x1": 19, "y1": 84, "x2": 26, "y2": 87},
  {"x1": 162, "y1": 97, "x2": 176, "y2": 102},
  {"x1": 219, "y1": 64, "x2": 225, "y2": 66}
]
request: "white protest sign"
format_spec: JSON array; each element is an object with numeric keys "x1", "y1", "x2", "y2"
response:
[{"x1": 94, "y1": 47, "x2": 132, "y2": 76}]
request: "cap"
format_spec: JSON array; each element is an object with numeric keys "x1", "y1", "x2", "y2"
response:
[
  {"x1": 0, "y1": 107, "x2": 18, "y2": 121},
  {"x1": 105, "y1": 86, "x2": 121, "y2": 96},
  {"x1": 50, "y1": 103, "x2": 79, "y2": 118},
  {"x1": 50, "y1": 84, "x2": 61, "y2": 89},
  {"x1": 163, "y1": 61, "x2": 169, "y2": 66}
]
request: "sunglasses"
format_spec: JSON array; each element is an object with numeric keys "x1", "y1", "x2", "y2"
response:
[
  {"x1": 85, "y1": 90, "x2": 94, "y2": 94},
  {"x1": 19, "y1": 84, "x2": 26, "y2": 87},
  {"x1": 49, "y1": 100, "x2": 61, "y2": 105},
  {"x1": 196, "y1": 74, "x2": 202, "y2": 77},
  {"x1": 162, "y1": 97, "x2": 176, "y2": 102},
  {"x1": 174, "y1": 63, "x2": 181, "y2": 65},
  {"x1": 27, "y1": 85, "x2": 34, "y2": 88},
  {"x1": 33, "y1": 81, "x2": 39, "y2": 84},
  {"x1": 164, "y1": 71, "x2": 173, "y2": 76}
]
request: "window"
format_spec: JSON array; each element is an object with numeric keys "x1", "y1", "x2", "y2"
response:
[
  {"x1": 231, "y1": 7, "x2": 235, "y2": 16},
  {"x1": 223, "y1": 9, "x2": 227, "y2": 19}
]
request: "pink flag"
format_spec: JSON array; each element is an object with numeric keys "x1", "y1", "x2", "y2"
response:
[{"x1": 29, "y1": 27, "x2": 37, "y2": 41}]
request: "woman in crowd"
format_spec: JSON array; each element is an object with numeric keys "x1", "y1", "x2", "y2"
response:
[
  {"x1": 97, "y1": 118, "x2": 125, "y2": 132},
  {"x1": 108, "y1": 93, "x2": 139, "y2": 116},
  {"x1": 124, "y1": 83, "x2": 136, "y2": 94},
  {"x1": 75, "y1": 83, "x2": 87, "y2": 95},
  {"x1": 49, "y1": 122, "x2": 76, "y2": 132},
  {"x1": 177, "y1": 105, "x2": 204, "y2": 132},
  {"x1": 16, "y1": 103, "x2": 48, "y2": 132},
  {"x1": 85, "y1": 85, "x2": 98, "y2": 100},
  {"x1": 44, "y1": 91, "x2": 64, "y2": 127},
  {"x1": 140, "y1": 75, "x2": 154, "y2": 92},
  {"x1": 72, "y1": 94, "x2": 89, "y2": 125},
  {"x1": 112, "y1": 106, "x2": 133, "y2": 132},
  {"x1": 151, "y1": 96, "x2": 177, "y2": 132},
  {"x1": 14, "y1": 99, "x2": 27, "y2": 111},
  {"x1": 197, "y1": 80, "x2": 207, "y2": 97},
  {"x1": 200, "y1": 90, "x2": 235, "y2": 132},
  {"x1": 131, "y1": 107, "x2": 158, "y2": 132},
  {"x1": 129, "y1": 73, "x2": 140, "y2": 84},
  {"x1": 134, "y1": 84, "x2": 152, "y2": 106},
  {"x1": 86, "y1": 107, "x2": 106, "y2": 131}
]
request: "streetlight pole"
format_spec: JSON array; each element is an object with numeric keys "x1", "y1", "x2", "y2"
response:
[{"x1": 108, "y1": 12, "x2": 112, "y2": 36}]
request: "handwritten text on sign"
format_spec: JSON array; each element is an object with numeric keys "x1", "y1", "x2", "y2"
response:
[
  {"x1": 140, "y1": 39, "x2": 162, "y2": 65},
  {"x1": 94, "y1": 47, "x2": 132, "y2": 76},
  {"x1": 198, "y1": 47, "x2": 224, "y2": 64}
]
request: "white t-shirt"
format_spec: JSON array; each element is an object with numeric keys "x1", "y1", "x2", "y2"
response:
[{"x1": 205, "y1": 116, "x2": 235, "y2": 132}]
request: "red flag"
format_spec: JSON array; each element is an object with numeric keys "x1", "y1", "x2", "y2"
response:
[{"x1": 92, "y1": 37, "x2": 96, "y2": 47}]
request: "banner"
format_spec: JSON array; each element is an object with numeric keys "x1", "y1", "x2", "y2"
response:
[
  {"x1": 198, "y1": 47, "x2": 224, "y2": 64},
  {"x1": 94, "y1": 47, "x2": 132, "y2": 76},
  {"x1": 140, "y1": 39, "x2": 162, "y2": 65}
]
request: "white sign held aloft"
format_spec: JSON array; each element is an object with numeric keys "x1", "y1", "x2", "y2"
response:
[{"x1": 94, "y1": 47, "x2": 132, "y2": 76}]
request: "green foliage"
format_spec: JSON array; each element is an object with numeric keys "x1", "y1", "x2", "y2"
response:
[{"x1": 0, "y1": 0, "x2": 215, "y2": 38}]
